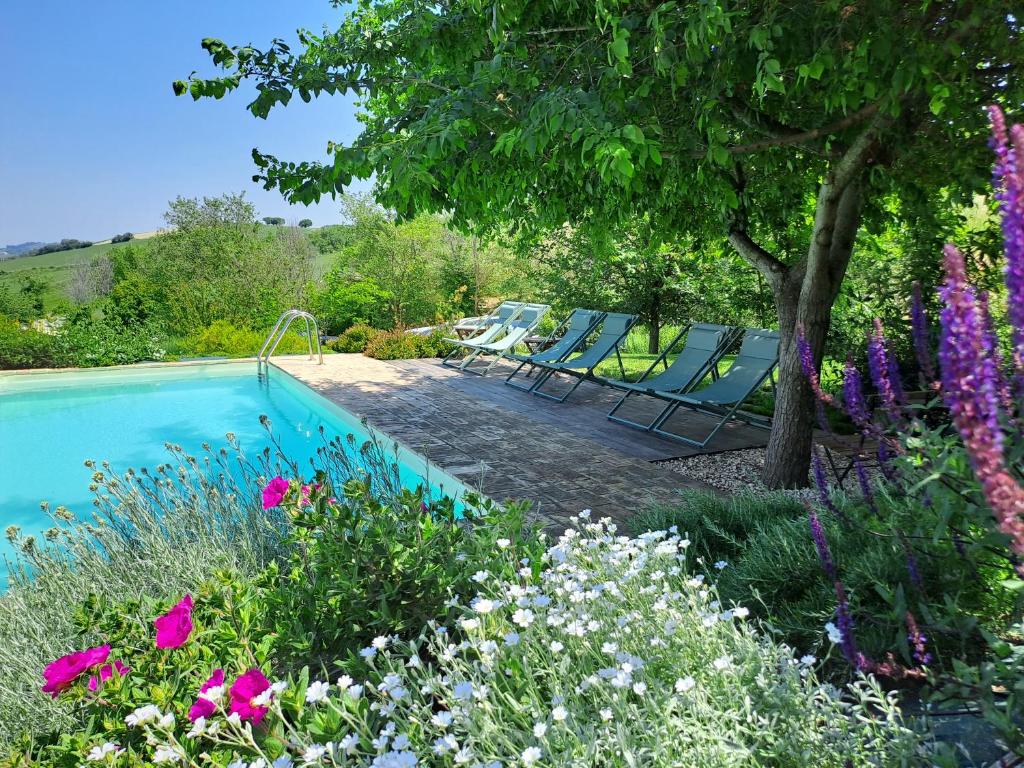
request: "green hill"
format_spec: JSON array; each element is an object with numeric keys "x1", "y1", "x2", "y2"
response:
[{"x1": 0, "y1": 241, "x2": 125, "y2": 309}]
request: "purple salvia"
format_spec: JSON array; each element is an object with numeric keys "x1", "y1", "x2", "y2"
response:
[
  {"x1": 989, "y1": 106, "x2": 1024, "y2": 378},
  {"x1": 905, "y1": 611, "x2": 933, "y2": 667},
  {"x1": 899, "y1": 535, "x2": 924, "y2": 591},
  {"x1": 811, "y1": 447, "x2": 845, "y2": 522},
  {"x1": 910, "y1": 282, "x2": 936, "y2": 387},
  {"x1": 834, "y1": 581, "x2": 862, "y2": 668},
  {"x1": 877, "y1": 440, "x2": 898, "y2": 483},
  {"x1": 978, "y1": 289, "x2": 1016, "y2": 419},
  {"x1": 853, "y1": 456, "x2": 878, "y2": 516},
  {"x1": 796, "y1": 326, "x2": 832, "y2": 430},
  {"x1": 841, "y1": 358, "x2": 874, "y2": 434},
  {"x1": 867, "y1": 318, "x2": 902, "y2": 415},
  {"x1": 939, "y1": 243, "x2": 1024, "y2": 556},
  {"x1": 807, "y1": 505, "x2": 837, "y2": 582}
]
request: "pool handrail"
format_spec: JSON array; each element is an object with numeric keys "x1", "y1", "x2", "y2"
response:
[{"x1": 258, "y1": 309, "x2": 324, "y2": 377}]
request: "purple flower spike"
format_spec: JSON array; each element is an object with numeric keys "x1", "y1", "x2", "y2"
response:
[
  {"x1": 853, "y1": 457, "x2": 878, "y2": 516},
  {"x1": 807, "y1": 506, "x2": 837, "y2": 583},
  {"x1": 867, "y1": 319, "x2": 902, "y2": 416},
  {"x1": 877, "y1": 440, "x2": 899, "y2": 483},
  {"x1": 906, "y1": 611, "x2": 932, "y2": 667},
  {"x1": 796, "y1": 327, "x2": 832, "y2": 430},
  {"x1": 989, "y1": 106, "x2": 1024, "y2": 376},
  {"x1": 939, "y1": 243, "x2": 1024, "y2": 555},
  {"x1": 842, "y1": 358, "x2": 874, "y2": 434},
  {"x1": 834, "y1": 582, "x2": 860, "y2": 666},
  {"x1": 811, "y1": 448, "x2": 846, "y2": 522},
  {"x1": 910, "y1": 282, "x2": 936, "y2": 386}
]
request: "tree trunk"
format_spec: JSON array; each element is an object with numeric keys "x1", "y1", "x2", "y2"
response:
[
  {"x1": 759, "y1": 179, "x2": 864, "y2": 488},
  {"x1": 648, "y1": 289, "x2": 662, "y2": 354}
]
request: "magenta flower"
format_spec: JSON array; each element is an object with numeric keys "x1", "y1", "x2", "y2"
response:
[
  {"x1": 229, "y1": 668, "x2": 272, "y2": 724},
  {"x1": 989, "y1": 106, "x2": 1024, "y2": 376},
  {"x1": 154, "y1": 594, "x2": 194, "y2": 649},
  {"x1": 262, "y1": 476, "x2": 290, "y2": 509},
  {"x1": 867, "y1": 319, "x2": 903, "y2": 415},
  {"x1": 841, "y1": 358, "x2": 874, "y2": 433},
  {"x1": 189, "y1": 668, "x2": 225, "y2": 722},
  {"x1": 41, "y1": 644, "x2": 110, "y2": 698},
  {"x1": 807, "y1": 507, "x2": 836, "y2": 583},
  {"x1": 910, "y1": 282, "x2": 936, "y2": 386},
  {"x1": 796, "y1": 327, "x2": 832, "y2": 430},
  {"x1": 87, "y1": 660, "x2": 130, "y2": 692}
]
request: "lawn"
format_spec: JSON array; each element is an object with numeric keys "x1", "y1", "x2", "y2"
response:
[{"x1": 0, "y1": 241, "x2": 123, "y2": 309}]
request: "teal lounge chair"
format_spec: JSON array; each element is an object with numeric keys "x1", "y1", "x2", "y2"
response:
[
  {"x1": 457, "y1": 304, "x2": 550, "y2": 375},
  {"x1": 441, "y1": 301, "x2": 524, "y2": 368},
  {"x1": 529, "y1": 312, "x2": 638, "y2": 402},
  {"x1": 605, "y1": 323, "x2": 739, "y2": 431},
  {"x1": 648, "y1": 328, "x2": 780, "y2": 447},
  {"x1": 504, "y1": 309, "x2": 606, "y2": 391}
]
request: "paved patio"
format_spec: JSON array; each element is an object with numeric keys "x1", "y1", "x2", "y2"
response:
[{"x1": 274, "y1": 355, "x2": 769, "y2": 531}]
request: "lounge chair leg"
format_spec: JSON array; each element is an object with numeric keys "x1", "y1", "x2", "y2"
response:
[{"x1": 606, "y1": 390, "x2": 666, "y2": 432}]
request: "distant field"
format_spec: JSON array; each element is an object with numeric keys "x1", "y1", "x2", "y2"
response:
[{"x1": 0, "y1": 241, "x2": 126, "y2": 308}]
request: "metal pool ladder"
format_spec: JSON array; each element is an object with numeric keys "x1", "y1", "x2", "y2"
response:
[{"x1": 257, "y1": 309, "x2": 324, "y2": 378}]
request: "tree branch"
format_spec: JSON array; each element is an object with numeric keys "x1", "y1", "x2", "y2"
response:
[{"x1": 728, "y1": 228, "x2": 788, "y2": 283}]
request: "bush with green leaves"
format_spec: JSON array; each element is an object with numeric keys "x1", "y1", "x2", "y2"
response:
[
  {"x1": 54, "y1": 316, "x2": 167, "y2": 367},
  {"x1": 181, "y1": 319, "x2": 311, "y2": 358},
  {"x1": 0, "y1": 320, "x2": 61, "y2": 369},
  {"x1": 310, "y1": 276, "x2": 391, "y2": 335},
  {"x1": 260, "y1": 478, "x2": 544, "y2": 671},
  {"x1": 363, "y1": 328, "x2": 454, "y2": 360},
  {"x1": 328, "y1": 322, "x2": 380, "y2": 353},
  {"x1": 17, "y1": 516, "x2": 925, "y2": 768}
]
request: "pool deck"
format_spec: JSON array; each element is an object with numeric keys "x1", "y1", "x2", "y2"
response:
[{"x1": 274, "y1": 355, "x2": 769, "y2": 532}]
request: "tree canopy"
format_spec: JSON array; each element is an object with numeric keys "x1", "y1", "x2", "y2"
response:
[{"x1": 177, "y1": 1, "x2": 1022, "y2": 486}]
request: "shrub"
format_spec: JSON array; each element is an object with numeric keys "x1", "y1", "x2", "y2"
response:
[
  {"x1": 631, "y1": 490, "x2": 1000, "y2": 674},
  {"x1": 311, "y1": 276, "x2": 391, "y2": 335},
  {"x1": 0, "y1": 320, "x2": 61, "y2": 369},
  {"x1": 260, "y1": 478, "x2": 543, "y2": 671},
  {"x1": 0, "y1": 443, "x2": 287, "y2": 746},
  {"x1": 363, "y1": 328, "x2": 455, "y2": 360},
  {"x1": 21, "y1": 518, "x2": 922, "y2": 767},
  {"x1": 55, "y1": 317, "x2": 166, "y2": 367},
  {"x1": 328, "y1": 322, "x2": 380, "y2": 352},
  {"x1": 182, "y1": 319, "x2": 310, "y2": 358},
  {"x1": 110, "y1": 232, "x2": 134, "y2": 244}
]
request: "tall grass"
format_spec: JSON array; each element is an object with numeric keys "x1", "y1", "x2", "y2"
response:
[
  {"x1": 618, "y1": 323, "x2": 686, "y2": 355},
  {"x1": 0, "y1": 423, "x2": 422, "y2": 747}
]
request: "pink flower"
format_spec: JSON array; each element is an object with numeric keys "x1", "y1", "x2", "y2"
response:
[
  {"x1": 87, "y1": 660, "x2": 130, "y2": 692},
  {"x1": 262, "y1": 476, "x2": 290, "y2": 509},
  {"x1": 188, "y1": 668, "x2": 225, "y2": 722},
  {"x1": 229, "y1": 668, "x2": 272, "y2": 724},
  {"x1": 154, "y1": 594, "x2": 194, "y2": 649},
  {"x1": 41, "y1": 644, "x2": 110, "y2": 698}
]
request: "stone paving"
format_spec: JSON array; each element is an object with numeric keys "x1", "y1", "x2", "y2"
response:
[{"x1": 274, "y1": 355, "x2": 768, "y2": 532}]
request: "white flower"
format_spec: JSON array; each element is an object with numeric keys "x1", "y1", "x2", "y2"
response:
[
  {"x1": 454, "y1": 746, "x2": 474, "y2": 764},
  {"x1": 360, "y1": 646, "x2": 377, "y2": 659},
  {"x1": 152, "y1": 746, "x2": 183, "y2": 764},
  {"x1": 125, "y1": 704, "x2": 162, "y2": 727},
  {"x1": 521, "y1": 746, "x2": 542, "y2": 766},
  {"x1": 460, "y1": 617, "x2": 481, "y2": 631},
  {"x1": 200, "y1": 684, "x2": 224, "y2": 703},
  {"x1": 372, "y1": 635, "x2": 391, "y2": 650},
  {"x1": 800, "y1": 654, "x2": 817, "y2": 666},
  {"x1": 504, "y1": 631, "x2": 521, "y2": 646},
  {"x1": 347, "y1": 684, "x2": 364, "y2": 699},
  {"x1": 251, "y1": 759, "x2": 268, "y2": 768},
  {"x1": 227, "y1": 712, "x2": 242, "y2": 726},
  {"x1": 228, "y1": 761, "x2": 247, "y2": 768},
  {"x1": 472, "y1": 570, "x2": 489, "y2": 583},
  {"x1": 472, "y1": 597, "x2": 496, "y2": 614},
  {"x1": 512, "y1": 608, "x2": 535, "y2": 627},
  {"x1": 340, "y1": 734, "x2": 360, "y2": 753},
  {"x1": 271, "y1": 680, "x2": 289, "y2": 694},
  {"x1": 273, "y1": 757, "x2": 294, "y2": 768},
  {"x1": 600, "y1": 708, "x2": 613, "y2": 722},
  {"x1": 552, "y1": 705, "x2": 568, "y2": 721},
  {"x1": 533, "y1": 722, "x2": 547, "y2": 738},
  {"x1": 337, "y1": 674, "x2": 354, "y2": 690},
  {"x1": 302, "y1": 744, "x2": 328, "y2": 764},
  {"x1": 433, "y1": 735, "x2": 459, "y2": 754},
  {"x1": 186, "y1": 717, "x2": 206, "y2": 739},
  {"x1": 714, "y1": 560, "x2": 728, "y2": 570},
  {"x1": 825, "y1": 621, "x2": 843, "y2": 644},
  {"x1": 497, "y1": 538, "x2": 511, "y2": 548},
  {"x1": 453, "y1": 681, "x2": 474, "y2": 700},
  {"x1": 713, "y1": 655, "x2": 732, "y2": 671},
  {"x1": 675, "y1": 676, "x2": 696, "y2": 693},
  {"x1": 550, "y1": 640, "x2": 564, "y2": 653},
  {"x1": 432, "y1": 710, "x2": 454, "y2": 729},
  {"x1": 305, "y1": 680, "x2": 331, "y2": 704},
  {"x1": 632, "y1": 681, "x2": 648, "y2": 695},
  {"x1": 732, "y1": 606, "x2": 750, "y2": 619},
  {"x1": 87, "y1": 743, "x2": 123, "y2": 762}
]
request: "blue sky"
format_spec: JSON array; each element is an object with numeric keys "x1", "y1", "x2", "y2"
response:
[{"x1": 0, "y1": 1, "x2": 368, "y2": 245}]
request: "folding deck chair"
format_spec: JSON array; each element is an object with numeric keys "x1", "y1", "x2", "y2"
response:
[
  {"x1": 528, "y1": 312, "x2": 638, "y2": 403},
  {"x1": 605, "y1": 323, "x2": 739, "y2": 431},
  {"x1": 456, "y1": 304, "x2": 550, "y2": 375},
  {"x1": 504, "y1": 309, "x2": 606, "y2": 391},
  {"x1": 441, "y1": 301, "x2": 524, "y2": 368},
  {"x1": 648, "y1": 328, "x2": 780, "y2": 448}
]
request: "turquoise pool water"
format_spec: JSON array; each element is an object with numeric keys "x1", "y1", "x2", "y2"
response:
[{"x1": 0, "y1": 361, "x2": 467, "y2": 574}]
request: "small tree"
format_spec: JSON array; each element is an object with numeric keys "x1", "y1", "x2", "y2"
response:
[
  {"x1": 262, "y1": 216, "x2": 286, "y2": 226},
  {"x1": 298, "y1": 218, "x2": 313, "y2": 228}
]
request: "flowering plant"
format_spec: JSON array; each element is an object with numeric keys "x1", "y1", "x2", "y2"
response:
[{"x1": 34, "y1": 515, "x2": 922, "y2": 768}]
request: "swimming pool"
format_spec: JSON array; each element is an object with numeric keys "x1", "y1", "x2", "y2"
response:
[{"x1": 0, "y1": 361, "x2": 469, "y2": 573}]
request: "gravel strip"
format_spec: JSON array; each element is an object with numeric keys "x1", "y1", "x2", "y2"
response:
[{"x1": 662, "y1": 445, "x2": 877, "y2": 501}]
